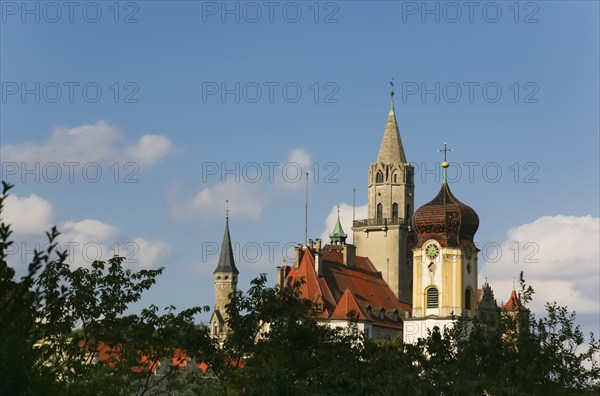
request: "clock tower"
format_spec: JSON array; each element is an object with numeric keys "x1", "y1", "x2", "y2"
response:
[{"x1": 403, "y1": 157, "x2": 480, "y2": 343}]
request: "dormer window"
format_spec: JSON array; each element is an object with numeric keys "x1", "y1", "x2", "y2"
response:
[
  {"x1": 392, "y1": 309, "x2": 399, "y2": 322},
  {"x1": 379, "y1": 307, "x2": 385, "y2": 320}
]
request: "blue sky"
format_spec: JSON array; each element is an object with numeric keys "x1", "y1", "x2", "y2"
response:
[{"x1": 1, "y1": 1, "x2": 599, "y2": 336}]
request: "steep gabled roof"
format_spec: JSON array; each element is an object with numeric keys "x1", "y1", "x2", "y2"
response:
[
  {"x1": 285, "y1": 247, "x2": 329, "y2": 318},
  {"x1": 330, "y1": 288, "x2": 371, "y2": 321},
  {"x1": 284, "y1": 245, "x2": 410, "y2": 330},
  {"x1": 501, "y1": 290, "x2": 528, "y2": 311}
]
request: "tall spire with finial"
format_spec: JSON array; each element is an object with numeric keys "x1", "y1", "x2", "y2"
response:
[
  {"x1": 214, "y1": 200, "x2": 238, "y2": 274},
  {"x1": 377, "y1": 79, "x2": 406, "y2": 164}
]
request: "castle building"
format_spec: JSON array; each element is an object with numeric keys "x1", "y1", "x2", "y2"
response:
[
  {"x1": 210, "y1": 215, "x2": 238, "y2": 338},
  {"x1": 211, "y1": 91, "x2": 529, "y2": 343},
  {"x1": 276, "y1": 237, "x2": 411, "y2": 340}
]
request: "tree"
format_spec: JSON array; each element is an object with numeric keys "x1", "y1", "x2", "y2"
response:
[{"x1": 0, "y1": 182, "x2": 211, "y2": 395}]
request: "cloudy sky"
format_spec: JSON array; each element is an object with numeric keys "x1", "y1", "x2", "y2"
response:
[{"x1": 1, "y1": 1, "x2": 598, "y2": 337}]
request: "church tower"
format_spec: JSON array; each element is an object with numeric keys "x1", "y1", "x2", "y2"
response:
[
  {"x1": 352, "y1": 92, "x2": 415, "y2": 303},
  {"x1": 210, "y1": 214, "x2": 239, "y2": 338},
  {"x1": 403, "y1": 156, "x2": 480, "y2": 343}
]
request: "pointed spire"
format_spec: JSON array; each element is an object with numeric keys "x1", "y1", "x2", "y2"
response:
[
  {"x1": 329, "y1": 205, "x2": 347, "y2": 245},
  {"x1": 214, "y1": 213, "x2": 239, "y2": 274},
  {"x1": 377, "y1": 85, "x2": 407, "y2": 164}
]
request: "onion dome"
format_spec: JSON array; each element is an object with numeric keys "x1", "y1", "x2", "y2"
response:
[{"x1": 412, "y1": 181, "x2": 479, "y2": 248}]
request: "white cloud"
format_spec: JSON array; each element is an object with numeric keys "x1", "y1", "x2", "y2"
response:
[
  {"x1": 320, "y1": 203, "x2": 368, "y2": 244},
  {"x1": 55, "y1": 219, "x2": 171, "y2": 268},
  {"x1": 131, "y1": 237, "x2": 172, "y2": 267},
  {"x1": 127, "y1": 135, "x2": 174, "y2": 166},
  {"x1": 3, "y1": 193, "x2": 171, "y2": 269},
  {"x1": 277, "y1": 148, "x2": 312, "y2": 191},
  {"x1": 481, "y1": 215, "x2": 600, "y2": 315},
  {"x1": 1, "y1": 121, "x2": 175, "y2": 168},
  {"x1": 3, "y1": 193, "x2": 55, "y2": 235},
  {"x1": 169, "y1": 148, "x2": 311, "y2": 221},
  {"x1": 170, "y1": 181, "x2": 267, "y2": 221}
]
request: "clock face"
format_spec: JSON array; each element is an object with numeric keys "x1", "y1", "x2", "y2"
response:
[{"x1": 425, "y1": 243, "x2": 440, "y2": 260}]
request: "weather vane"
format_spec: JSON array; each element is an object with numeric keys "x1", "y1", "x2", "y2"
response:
[
  {"x1": 390, "y1": 78, "x2": 395, "y2": 98},
  {"x1": 225, "y1": 199, "x2": 229, "y2": 220}
]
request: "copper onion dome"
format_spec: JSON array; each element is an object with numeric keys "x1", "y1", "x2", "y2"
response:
[{"x1": 412, "y1": 182, "x2": 479, "y2": 248}]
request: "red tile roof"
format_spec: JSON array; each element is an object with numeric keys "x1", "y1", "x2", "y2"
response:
[
  {"x1": 330, "y1": 288, "x2": 371, "y2": 321},
  {"x1": 501, "y1": 290, "x2": 528, "y2": 311},
  {"x1": 285, "y1": 245, "x2": 410, "y2": 330}
]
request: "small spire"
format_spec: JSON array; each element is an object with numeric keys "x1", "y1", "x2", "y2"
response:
[{"x1": 329, "y1": 205, "x2": 348, "y2": 245}]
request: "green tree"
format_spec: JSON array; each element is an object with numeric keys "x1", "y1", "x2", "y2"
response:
[{"x1": 0, "y1": 182, "x2": 211, "y2": 395}]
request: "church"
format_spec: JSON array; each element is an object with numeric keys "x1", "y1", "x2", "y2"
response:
[{"x1": 210, "y1": 91, "x2": 527, "y2": 342}]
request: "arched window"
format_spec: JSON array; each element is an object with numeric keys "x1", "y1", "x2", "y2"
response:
[
  {"x1": 465, "y1": 289, "x2": 472, "y2": 311},
  {"x1": 427, "y1": 287, "x2": 439, "y2": 309},
  {"x1": 376, "y1": 203, "x2": 383, "y2": 220},
  {"x1": 376, "y1": 171, "x2": 383, "y2": 183},
  {"x1": 392, "y1": 203, "x2": 398, "y2": 219},
  {"x1": 393, "y1": 173, "x2": 397, "y2": 183}
]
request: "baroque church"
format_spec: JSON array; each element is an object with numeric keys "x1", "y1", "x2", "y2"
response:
[{"x1": 210, "y1": 92, "x2": 527, "y2": 342}]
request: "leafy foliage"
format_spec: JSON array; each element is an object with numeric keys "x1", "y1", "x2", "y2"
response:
[
  {"x1": 1, "y1": 181, "x2": 598, "y2": 395},
  {"x1": 0, "y1": 182, "x2": 210, "y2": 395}
]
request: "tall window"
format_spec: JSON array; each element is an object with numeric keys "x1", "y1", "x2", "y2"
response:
[
  {"x1": 392, "y1": 203, "x2": 398, "y2": 219},
  {"x1": 376, "y1": 203, "x2": 383, "y2": 220},
  {"x1": 465, "y1": 289, "x2": 472, "y2": 311},
  {"x1": 406, "y1": 169, "x2": 413, "y2": 185},
  {"x1": 427, "y1": 287, "x2": 439, "y2": 308},
  {"x1": 376, "y1": 171, "x2": 384, "y2": 183},
  {"x1": 393, "y1": 173, "x2": 397, "y2": 183}
]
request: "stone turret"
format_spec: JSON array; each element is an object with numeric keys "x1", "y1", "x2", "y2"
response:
[{"x1": 210, "y1": 216, "x2": 238, "y2": 338}]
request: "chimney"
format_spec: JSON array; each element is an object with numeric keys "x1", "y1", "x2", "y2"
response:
[
  {"x1": 315, "y1": 251, "x2": 322, "y2": 277},
  {"x1": 315, "y1": 238, "x2": 322, "y2": 253},
  {"x1": 275, "y1": 259, "x2": 290, "y2": 289},
  {"x1": 294, "y1": 244, "x2": 303, "y2": 269},
  {"x1": 343, "y1": 243, "x2": 356, "y2": 268},
  {"x1": 308, "y1": 239, "x2": 314, "y2": 251}
]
